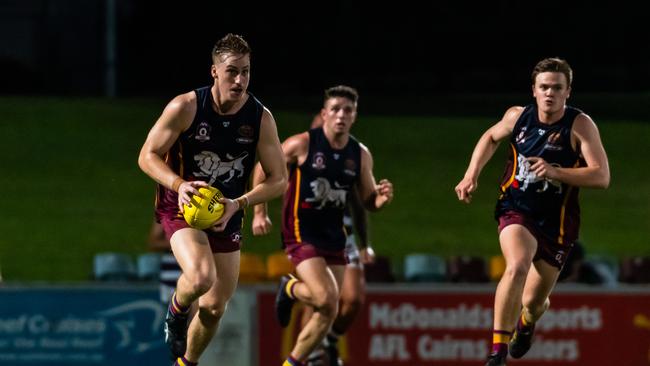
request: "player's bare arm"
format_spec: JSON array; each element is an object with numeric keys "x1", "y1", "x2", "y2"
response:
[
  {"x1": 455, "y1": 106, "x2": 523, "y2": 203},
  {"x1": 356, "y1": 144, "x2": 393, "y2": 212},
  {"x1": 213, "y1": 108, "x2": 288, "y2": 232},
  {"x1": 251, "y1": 131, "x2": 308, "y2": 236},
  {"x1": 138, "y1": 92, "x2": 209, "y2": 212},
  {"x1": 527, "y1": 114, "x2": 609, "y2": 188},
  {"x1": 348, "y1": 188, "x2": 375, "y2": 263},
  {"x1": 348, "y1": 188, "x2": 368, "y2": 248}
]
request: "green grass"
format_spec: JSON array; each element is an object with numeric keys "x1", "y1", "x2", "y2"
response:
[{"x1": 1, "y1": 97, "x2": 648, "y2": 281}]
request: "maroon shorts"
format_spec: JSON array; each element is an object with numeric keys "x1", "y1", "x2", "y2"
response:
[
  {"x1": 161, "y1": 216, "x2": 241, "y2": 253},
  {"x1": 497, "y1": 210, "x2": 573, "y2": 269},
  {"x1": 283, "y1": 241, "x2": 347, "y2": 267}
]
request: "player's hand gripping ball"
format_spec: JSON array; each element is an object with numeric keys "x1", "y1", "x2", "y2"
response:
[{"x1": 183, "y1": 186, "x2": 225, "y2": 229}]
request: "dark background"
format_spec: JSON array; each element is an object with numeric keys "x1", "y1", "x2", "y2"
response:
[{"x1": 1, "y1": 0, "x2": 648, "y2": 115}]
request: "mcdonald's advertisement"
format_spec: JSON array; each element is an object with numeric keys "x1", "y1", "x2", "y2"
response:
[{"x1": 257, "y1": 287, "x2": 650, "y2": 366}]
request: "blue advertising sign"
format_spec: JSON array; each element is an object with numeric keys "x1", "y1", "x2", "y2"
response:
[{"x1": 0, "y1": 285, "x2": 168, "y2": 365}]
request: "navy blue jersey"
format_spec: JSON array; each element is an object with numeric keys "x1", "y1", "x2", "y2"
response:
[
  {"x1": 495, "y1": 104, "x2": 584, "y2": 245},
  {"x1": 282, "y1": 128, "x2": 362, "y2": 250},
  {"x1": 156, "y1": 86, "x2": 263, "y2": 234}
]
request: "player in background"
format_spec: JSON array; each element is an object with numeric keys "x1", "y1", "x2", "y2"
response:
[
  {"x1": 148, "y1": 219, "x2": 182, "y2": 303},
  {"x1": 138, "y1": 33, "x2": 287, "y2": 366},
  {"x1": 252, "y1": 85, "x2": 393, "y2": 366},
  {"x1": 454, "y1": 58, "x2": 609, "y2": 366},
  {"x1": 307, "y1": 114, "x2": 376, "y2": 366}
]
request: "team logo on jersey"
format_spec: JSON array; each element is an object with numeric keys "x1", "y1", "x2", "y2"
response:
[
  {"x1": 195, "y1": 121, "x2": 211, "y2": 142},
  {"x1": 312, "y1": 152, "x2": 326, "y2": 170},
  {"x1": 515, "y1": 127, "x2": 527, "y2": 144},
  {"x1": 305, "y1": 177, "x2": 347, "y2": 209},
  {"x1": 543, "y1": 131, "x2": 563, "y2": 151},
  {"x1": 193, "y1": 151, "x2": 249, "y2": 185},
  {"x1": 333, "y1": 153, "x2": 340, "y2": 160},
  {"x1": 222, "y1": 121, "x2": 230, "y2": 128},
  {"x1": 514, "y1": 154, "x2": 562, "y2": 193},
  {"x1": 236, "y1": 124, "x2": 255, "y2": 144},
  {"x1": 538, "y1": 129, "x2": 546, "y2": 136},
  {"x1": 344, "y1": 159, "x2": 357, "y2": 176}
]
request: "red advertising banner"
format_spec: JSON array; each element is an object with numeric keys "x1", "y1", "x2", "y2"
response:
[{"x1": 258, "y1": 285, "x2": 650, "y2": 366}]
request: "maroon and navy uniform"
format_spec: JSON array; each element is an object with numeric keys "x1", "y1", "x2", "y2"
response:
[
  {"x1": 496, "y1": 104, "x2": 584, "y2": 267},
  {"x1": 155, "y1": 86, "x2": 262, "y2": 252},
  {"x1": 282, "y1": 128, "x2": 362, "y2": 264}
]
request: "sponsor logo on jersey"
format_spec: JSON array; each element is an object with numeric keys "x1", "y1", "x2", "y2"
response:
[
  {"x1": 344, "y1": 159, "x2": 357, "y2": 176},
  {"x1": 543, "y1": 131, "x2": 564, "y2": 151},
  {"x1": 236, "y1": 124, "x2": 255, "y2": 144}
]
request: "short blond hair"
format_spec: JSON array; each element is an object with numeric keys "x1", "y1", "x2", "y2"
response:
[{"x1": 212, "y1": 33, "x2": 251, "y2": 64}]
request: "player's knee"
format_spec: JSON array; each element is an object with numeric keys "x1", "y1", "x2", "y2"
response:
[
  {"x1": 313, "y1": 292, "x2": 339, "y2": 319},
  {"x1": 200, "y1": 301, "x2": 227, "y2": 322},
  {"x1": 187, "y1": 272, "x2": 215, "y2": 295},
  {"x1": 503, "y1": 261, "x2": 530, "y2": 282}
]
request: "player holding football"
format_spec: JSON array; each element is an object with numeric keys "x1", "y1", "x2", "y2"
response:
[
  {"x1": 252, "y1": 85, "x2": 393, "y2": 366},
  {"x1": 454, "y1": 58, "x2": 609, "y2": 366},
  {"x1": 138, "y1": 33, "x2": 287, "y2": 366}
]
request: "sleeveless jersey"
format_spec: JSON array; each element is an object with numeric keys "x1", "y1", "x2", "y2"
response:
[
  {"x1": 282, "y1": 128, "x2": 362, "y2": 250},
  {"x1": 496, "y1": 104, "x2": 584, "y2": 245},
  {"x1": 155, "y1": 86, "x2": 263, "y2": 234}
]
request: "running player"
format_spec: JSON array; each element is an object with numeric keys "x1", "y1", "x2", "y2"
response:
[
  {"x1": 252, "y1": 85, "x2": 393, "y2": 366},
  {"x1": 138, "y1": 33, "x2": 287, "y2": 366},
  {"x1": 454, "y1": 58, "x2": 610, "y2": 366}
]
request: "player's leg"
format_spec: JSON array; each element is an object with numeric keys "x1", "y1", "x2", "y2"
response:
[
  {"x1": 333, "y1": 244, "x2": 365, "y2": 334},
  {"x1": 487, "y1": 224, "x2": 537, "y2": 365},
  {"x1": 180, "y1": 250, "x2": 240, "y2": 364},
  {"x1": 510, "y1": 258, "x2": 560, "y2": 359},
  {"x1": 324, "y1": 263, "x2": 365, "y2": 365},
  {"x1": 166, "y1": 228, "x2": 215, "y2": 359},
  {"x1": 284, "y1": 258, "x2": 344, "y2": 365}
]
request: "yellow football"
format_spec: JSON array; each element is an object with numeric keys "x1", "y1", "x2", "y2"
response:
[{"x1": 183, "y1": 186, "x2": 225, "y2": 230}]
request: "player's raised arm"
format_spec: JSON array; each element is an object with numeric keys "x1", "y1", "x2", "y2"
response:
[{"x1": 454, "y1": 106, "x2": 523, "y2": 203}]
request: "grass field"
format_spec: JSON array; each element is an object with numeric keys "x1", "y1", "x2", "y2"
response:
[{"x1": 1, "y1": 97, "x2": 649, "y2": 281}]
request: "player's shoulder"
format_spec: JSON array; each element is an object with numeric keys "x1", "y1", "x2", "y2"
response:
[
  {"x1": 167, "y1": 91, "x2": 198, "y2": 116},
  {"x1": 358, "y1": 142, "x2": 373, "y2": 163},
  {"x1": 284, "y1": 131, "x2": 310, "y2": 146},
  {"x1": 281, "y1": 131, "x2": 310, "y2": 161},
  {"x1": 496, "y1": 105, "x2": 526, "y2": 130},
  {"x1": 572, "y1": 111, "x2": 599, "y2": 135},
  {"x1": 503, "y1": 105, "x2": 526, "y2": 120},
  {"x1": 358, "y1": 141, "x2": 370, "y2": 154},
  {"x1": 574, "y1": 110, "x2": 595, "y2": 125},
  {"x1": 260, "y1": 105, "x2": 275, "y2": 123},
  {"x1": 283, "y1": 131, "x2": 310, "y2": 151}
]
